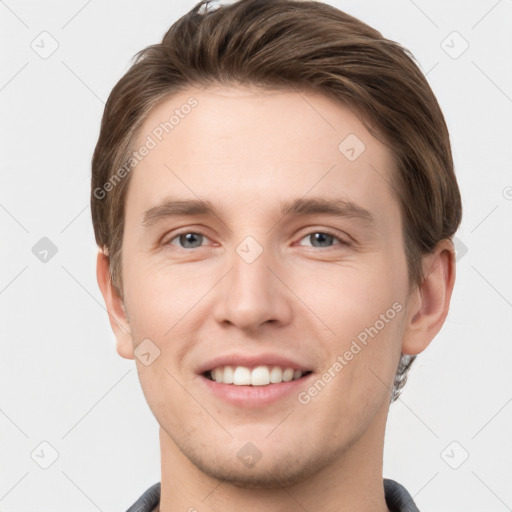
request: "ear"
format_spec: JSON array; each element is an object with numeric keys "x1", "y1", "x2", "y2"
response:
[
  {"x1": 96, "y1": 249, "x2": 134, "y2": 359},
  {"x1": 401, "y1": 239, "x2": 456, "y2": 356}
]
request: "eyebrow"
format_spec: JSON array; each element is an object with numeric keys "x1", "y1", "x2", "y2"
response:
[{"x1": 141, "y1": 197, "x2": 375, "y2": 228}]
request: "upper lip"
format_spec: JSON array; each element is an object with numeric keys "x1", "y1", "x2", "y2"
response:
[{"x1": 196, "y1": 352, "x2": 312, "y2": 375}]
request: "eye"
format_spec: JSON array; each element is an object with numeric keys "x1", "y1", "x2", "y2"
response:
[
  {"x1": 297, "y1": 231, "x2": 348, "y2": 249},
  {"x1": 167, "y1": 231, "x2": 210, "y2": 249}
]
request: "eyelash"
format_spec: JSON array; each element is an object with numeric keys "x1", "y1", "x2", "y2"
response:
[{"x1": 163, "y1": 229, "x2": 350, "y2": 250}]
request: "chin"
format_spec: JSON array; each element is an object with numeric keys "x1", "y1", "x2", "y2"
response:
[{"x1": 184, "y1": 442, "x2": 336, "y2": 489}]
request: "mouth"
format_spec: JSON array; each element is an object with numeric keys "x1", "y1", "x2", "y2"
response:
[{"x1": 202, "y1": 365, "x2": 313, "y2": 386}]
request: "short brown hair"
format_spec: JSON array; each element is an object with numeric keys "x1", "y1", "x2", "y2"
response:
[{"x1": 91, "y1": 0, "x2": 462, "y2": 400}]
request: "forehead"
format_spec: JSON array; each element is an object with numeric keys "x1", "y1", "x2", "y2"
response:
[{"x1": 125, "y1": 85, "x2": 399, "y2": 225}]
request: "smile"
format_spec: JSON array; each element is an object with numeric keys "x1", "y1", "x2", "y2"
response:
[{"x1": 204, "y1": 365, "x2": 312, "y2": 386}]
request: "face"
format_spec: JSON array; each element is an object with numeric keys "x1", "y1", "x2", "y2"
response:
[{"x1": 117, "y1": 85, "x2": 414, "y2": 487}]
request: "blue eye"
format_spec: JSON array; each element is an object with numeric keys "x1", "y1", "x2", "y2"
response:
[
  {"x1": 298, "y1": 231, "x2": 346, "y2": 248},
  {"x1": 168, "y1": 232, "x2": 206, "y2": 249},
  {"x1": 165, "y1": 230, "x2": 348, "y2": 250}
]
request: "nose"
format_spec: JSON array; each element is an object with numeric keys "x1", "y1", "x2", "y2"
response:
[{"x1": 212, "y1": 243, "x2": 293, "y2": 332}]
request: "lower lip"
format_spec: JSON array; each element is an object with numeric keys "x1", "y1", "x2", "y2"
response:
[{"x1": 199, "y1": 374, "x2": 314, "y2": 408}]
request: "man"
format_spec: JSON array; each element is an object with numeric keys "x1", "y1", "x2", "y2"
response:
[{"x1": 91, "y1": 0, "x2": 462, "y2": 510}]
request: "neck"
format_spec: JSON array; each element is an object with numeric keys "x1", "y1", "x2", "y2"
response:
[{"x1": 158, "y1": 411, "x2": 390, "y2": 512}]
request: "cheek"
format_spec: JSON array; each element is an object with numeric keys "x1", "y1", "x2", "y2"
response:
[
  {"x1": 288, "y1": 257, "x2": 407, "y2": 399},
  {"x1": 135, "y1": 358, "x2": 204, "y2": 442},
  {"x1": 292, "y1": 257, "x2": 405, "y2": 338},
  {"x1": 303, "y1": 267, "x2": 405, "y2": 422},
  {"x1": 122, "y1": 251, "x2": 212, "y2": 337},
  {"x1": 122, "y1": 259, "x2": 207, "y2": 427}
]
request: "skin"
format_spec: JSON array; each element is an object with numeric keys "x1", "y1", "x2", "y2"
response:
[{"x1": 97, "y1": 85, "x2": 456, "y2": 512}]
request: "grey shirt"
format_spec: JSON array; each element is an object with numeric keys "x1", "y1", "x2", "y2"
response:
[{"x1": 126, "y1": 479, "x2": 420, "y2": 511}]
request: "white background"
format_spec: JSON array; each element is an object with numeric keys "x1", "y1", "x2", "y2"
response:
[{"x1": 1, "y1": 0, "x2": 511, "y2": 510}]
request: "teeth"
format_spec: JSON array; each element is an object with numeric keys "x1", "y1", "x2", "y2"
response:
[
  {"x1": 251, "y1": 366, "x2": 270, "y2": 386},
  {"x1": 223, "y1": 365, "x2": 234, "y2": 384},
  {"x1": 269, "y1": 366, "x2": 283, "y2": 383},
  {"x1": 282, "y1": 368, "x2": 294, "y2": 382},
  {"x1": 233, "y1": 366, "x2": 251, "y2": 385},
  {"x1": 208, "y1": 365, "x2": 304, "y2": 386},
  {"x1": 213, "y1": 367, "x2": 223, "y2": 383}
]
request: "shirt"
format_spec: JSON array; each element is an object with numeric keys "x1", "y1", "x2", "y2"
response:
[{"x1": 126, "y1": 478, "x2": 420, "y2": 511}]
